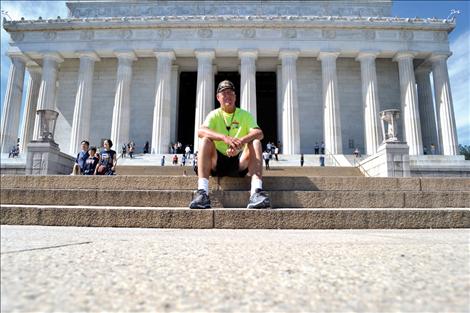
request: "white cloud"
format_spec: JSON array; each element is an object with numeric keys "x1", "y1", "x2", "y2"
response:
[{"x1": 448, "y1": 30, "x2": 470, "y2": 145}]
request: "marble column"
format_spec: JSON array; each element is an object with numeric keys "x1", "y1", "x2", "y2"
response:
[
  {"x1": 393, "y1": 51, "x2": 423, "y2": 155},
  {"x1": 276, "y1": 65, "x2": 283, "y2": 145},
  {"x1": 69, "y1": 51, "x2": 100, "y2": 155},
  {"x1": 1, "y1": 52, "x2": 28, "y2": 154},
  {"x1": 279, "y1": 49, "x2": 300, "y2": 155},
  {"x1": 356, "y1": 51, "x2": 381, "y2": 155},
  {"x1": 151, "y1": 50, "x2": 175, "y2": 154},
  {"x1": 415, "y1": 65, "x2": 439, "y2": 153},
  {"x1": 318, "y1": 51, "x2": 342, "y2": 155},
  {"x1": 110, "y1": 51, "x2": 136, "y2": 150},
  {"x1": 20, "y1": 64, "x2": 42, "y2": 154},
  {"x1": 33, "y1": 52, "x2": 64, "y2": 140},
  {"x1": 239, "y1": 49, "x2": 258, "y2": 119},
  {"x1": 170, "y1": 65, "x2": 180, "y2": 144},
  {"x1": 429, "y1": 52, "x2": 458, "y2": 155},
  {"x1": 193, "y1": 49, "x2": 215, "y2": 152}
]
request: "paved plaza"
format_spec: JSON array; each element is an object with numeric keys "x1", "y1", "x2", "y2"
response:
[{"x1": 1, "y1": 226, "x2": 469, "y2": 312}]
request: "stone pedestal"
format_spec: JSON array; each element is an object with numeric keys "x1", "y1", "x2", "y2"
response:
[
  {"x1": 358, "y1": 142, "x2": 410, "y2": 177},
  {"x1": 26, "y1": 141, "x2": 75, "y2": 175}
]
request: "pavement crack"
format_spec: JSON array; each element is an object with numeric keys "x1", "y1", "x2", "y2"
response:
[{"x1": 1, "y1": 241, "x2": 93, "y2": 255}]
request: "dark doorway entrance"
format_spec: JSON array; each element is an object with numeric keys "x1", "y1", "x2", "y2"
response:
[
  {"x1": 256, "y1": 72, "x2": 277, "y2": 147},
  {"x1": 214, "y1": 72, "x2": 241, "y2": 108},
  {"x1": 177, "y1": 72, "x2": 197, "y2": 147}
]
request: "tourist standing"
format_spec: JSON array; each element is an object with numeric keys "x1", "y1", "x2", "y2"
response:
[{"x1": 263, "y1": 150, "x2": 270, "y2": 170}]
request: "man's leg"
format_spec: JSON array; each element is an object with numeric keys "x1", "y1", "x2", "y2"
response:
[
  {"x1": 240, "y1": 139, "x2": 271, "y2": 208},
  {"x1": 190, "y1": 137, "x2": 217, "y2": 209}
]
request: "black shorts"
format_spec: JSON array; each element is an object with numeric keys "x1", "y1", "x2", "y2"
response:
[{"x1": 210, "y1": 150, "x2": 248, "y2": 177}]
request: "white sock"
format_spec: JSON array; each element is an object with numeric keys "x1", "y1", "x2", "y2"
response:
[
  {"x1": 198, "y1": 178, "x2": 209, "y2": 194},
  {"x1": 251, "y1": 178, "x2": 263, "y2": 196}
]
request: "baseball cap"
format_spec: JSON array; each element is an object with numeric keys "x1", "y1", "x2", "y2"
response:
[{"x1": 217, "y1": 80, "x2": 235, "y2": 94}]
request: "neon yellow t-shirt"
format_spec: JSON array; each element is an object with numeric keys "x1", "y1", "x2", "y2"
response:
[{"x1": 203, "y1": 108, "x2": 259, "y2": 156}]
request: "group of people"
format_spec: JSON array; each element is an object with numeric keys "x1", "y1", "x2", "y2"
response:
[
  {"x1": 161, "y1": 152, "x2": 197, "y2": 168},
  {"x1": 72, "y1": 139, "x2": 117, "y2": 176},
  {"x1": 8, "y1": 144, "x2": 20, "y2": 158},
  {"x1": 313, "y1": 142, "x2": 326, "y2": 155},
  {"x1": 121, "y1": 141, "x2": 136, "y2": 159},
  {"x1": 169, "y1": 142, "x2": 193, "y2": 155}
]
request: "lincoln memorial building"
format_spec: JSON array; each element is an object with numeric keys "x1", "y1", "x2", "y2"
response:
[{"x1": 1, "y1": 0, "x2": 460, "y2": 161}]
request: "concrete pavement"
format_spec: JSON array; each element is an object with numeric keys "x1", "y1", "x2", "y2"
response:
[{"x1": 1, "y1": 226, "x2": 469, "y2": 312}]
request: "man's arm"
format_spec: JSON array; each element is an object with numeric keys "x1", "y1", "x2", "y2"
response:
[
  {"x1": 198, "y1": 126, "x2": 241, "y2": 150},
  {"x1": 240, "y1": 128, "x2": 264, "y2": 145}
]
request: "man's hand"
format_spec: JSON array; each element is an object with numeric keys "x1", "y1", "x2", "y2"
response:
[
  {"x1": 223, "y1": 135, "x2": 243, "y2": 150},
  {"x1": 226, "y1": 147, "x2": 241, "y2": 157}
]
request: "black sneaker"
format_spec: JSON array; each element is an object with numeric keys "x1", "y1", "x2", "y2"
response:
[
  {"x1": 247, "y1": 189, "x2": 271, "y2": 209},
  {"x1": 189, "y1": 189, "x2": 211, "y2": 209}
]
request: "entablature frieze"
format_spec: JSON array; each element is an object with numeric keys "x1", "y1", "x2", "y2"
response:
[{"x1": 4, "y1": 15, "x2": 455, "y2": 33}]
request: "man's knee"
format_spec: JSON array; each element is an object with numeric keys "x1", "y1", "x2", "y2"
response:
[
  {"x1": 200, "y1": 137, "x2": 215, "y2": 148},
  {"x1": 248, "y1": 139, "x2": 262, "y2": 152}
]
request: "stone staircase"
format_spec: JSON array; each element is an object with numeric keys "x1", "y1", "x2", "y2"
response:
[
  {"x1": 115, "y1": 165, "x2": 362, "y2": 176},
  {"x1": 1, "y1": 174, "x2": 469, "y2": 229}
]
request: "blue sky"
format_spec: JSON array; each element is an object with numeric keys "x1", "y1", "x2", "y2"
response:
[{"x1": 1, "y1": 0, "x2": 469, "y2": 146}]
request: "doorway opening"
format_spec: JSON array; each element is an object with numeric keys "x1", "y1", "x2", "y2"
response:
[
  {"x1": 256, "y1": 72, "x2": 278, "y2": 147},
  {"x1": 176, "y1": 72, "x2": 197, "y2": 147}
]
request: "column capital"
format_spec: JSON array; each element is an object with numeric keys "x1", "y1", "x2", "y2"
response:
[
  {"x1": 76, "y1": 51, "x2": 100, "y2": 62},
  {"x1": 428, "y1": 51, "x2": 452, "y2": 62},
  {"x1": 279, "y1": 49, "x2": 299, "y2": 60},
  {"x1": 317, "y1": 50, "x2": 340, "y2": 61},
  {"x1": 26, "y1": 64, "x2": 42, "y2": 74},
  {"x1": 7, "y1": 50, "x2": 30, "y2": 64},
  {"x1": 154, "y1": 50, "x2": 175, "y2": 60},
  {"x1": 414, "y1": 63, "x2": 432, "y2": 75},
  {"x1": 114, "y1": 50, "x2": 137, "y2": 61},
  {"x1": 194, "y1": 49, "x2": 215, "y2": 60},
  {"x1": 41, "y1": 51, "x2": 64, "y2": 63},
  {"x1": 355, "y1": 50, "x2": 380, "y2": 62},
  {"x1": 393, "y1": 51, "x2": 418, "y2": 62},
  {"x1": 238, "y1": 49, "x2": 258, "y2": 59}
]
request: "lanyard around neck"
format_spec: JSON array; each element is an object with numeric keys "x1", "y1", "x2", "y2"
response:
[{"x1": 222, "y1": 109, "x2": 237, "y2": 132}]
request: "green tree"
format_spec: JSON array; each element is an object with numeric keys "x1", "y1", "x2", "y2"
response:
[{"x1": 459, "y1": 144, "x2": 470, "y2": 160}]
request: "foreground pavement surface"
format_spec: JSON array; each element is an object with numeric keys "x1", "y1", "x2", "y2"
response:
[{"x1": 1, "y1": 226, "x2": 469, "y2": 312}]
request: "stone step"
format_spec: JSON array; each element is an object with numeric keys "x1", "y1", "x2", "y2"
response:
[
  {"x1": 115, "y1": 165, "x2": 363, "y2": 176},
  {"x1": 1, "y1": 205, "x2": 468, "y2": 229},
  {"x1": 1, "y1": 188, "x2": 469, "y2": 208},
  {"x1": 2, "y1": 175, "x2": 469, "y2": 192}
]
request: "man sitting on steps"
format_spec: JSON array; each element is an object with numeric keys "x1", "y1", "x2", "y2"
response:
[{"x1": 189, "y1": 80, "x2": 271, "y2": 209}]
